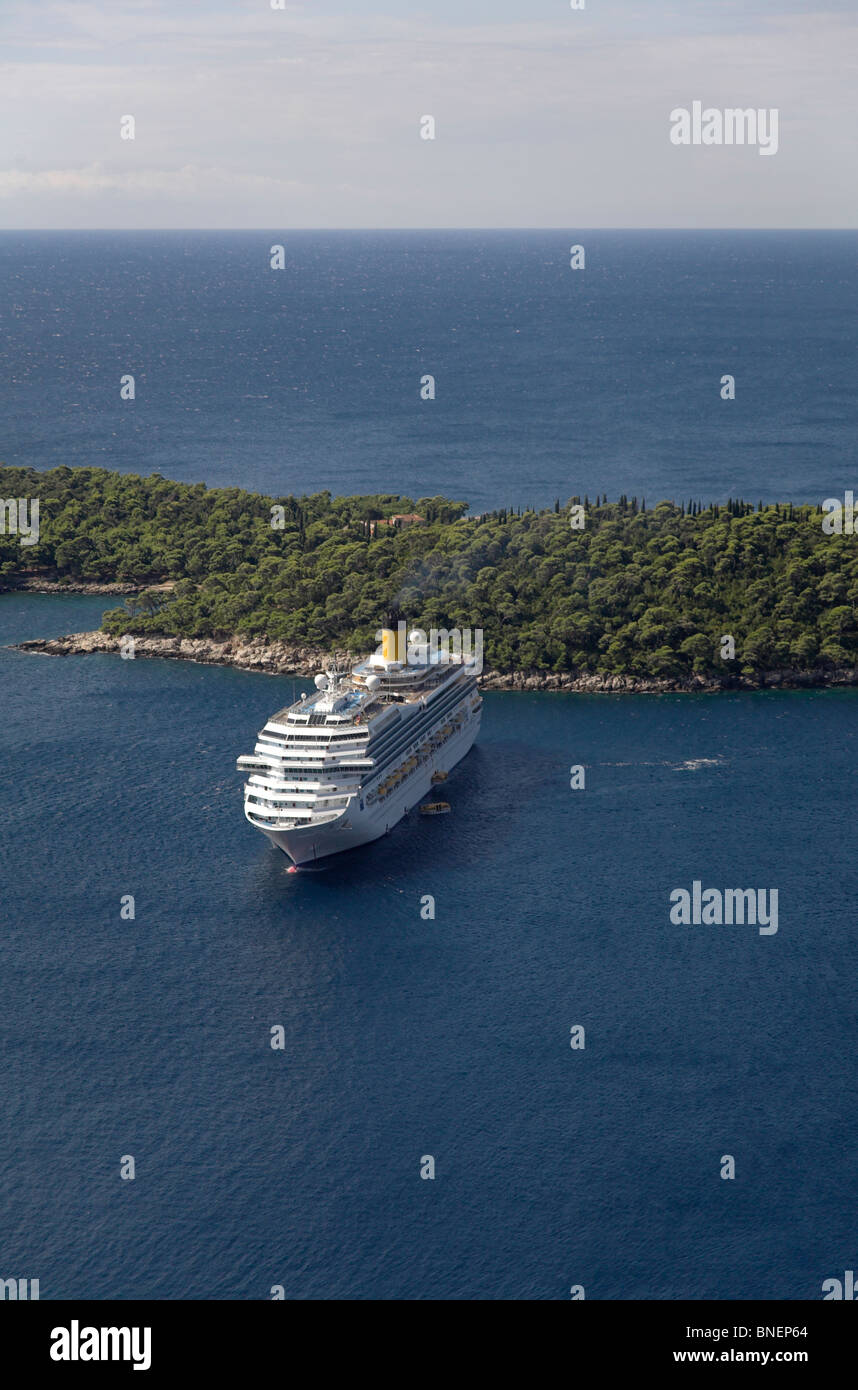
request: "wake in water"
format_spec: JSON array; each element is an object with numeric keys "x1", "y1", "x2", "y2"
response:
[{"x1": 599, "y1": 758, "x2": 726, "y2": 770}]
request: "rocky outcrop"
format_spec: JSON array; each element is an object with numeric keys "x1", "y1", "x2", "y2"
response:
[
  {"x1": 4, "y1": 579, "x2": 141, "y2": 595},
  {"x1": 13, "y1": 630, "x2": 858, "y2": 692},
  {"x1": 478, "y1": 667, "x2": 858, "y2": 692},
  {"x1": 14, "y1": 631, "x2": 327, "y2": 676}
]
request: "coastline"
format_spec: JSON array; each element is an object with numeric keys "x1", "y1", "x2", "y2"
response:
[
  {"x1": 1, "y1": 579, "x2": 143, "y2": 595},
  {"x1": 13, "y1": 630, "x2": 858, "y2": 693}
]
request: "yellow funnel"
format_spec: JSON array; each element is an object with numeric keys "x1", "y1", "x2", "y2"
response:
[{"x1": 381, "y1": 626, "x2": 406, "y2": 662}]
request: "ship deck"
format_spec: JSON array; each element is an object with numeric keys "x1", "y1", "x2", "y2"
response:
[{"x1": 269, "y1": 661, "x2": 467, "y2": 728}]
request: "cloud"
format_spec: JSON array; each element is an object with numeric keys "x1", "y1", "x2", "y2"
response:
[
  {"x1": 0, "y1": 2, "x2": 855, "y2": 227},
  {"x1": 0, "y1": 164, "x2": 310, "y2": 198}
]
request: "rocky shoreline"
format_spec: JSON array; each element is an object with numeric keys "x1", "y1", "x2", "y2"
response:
[
  {"x1": 12, "y1": 629, "x2": 858, "y2": 693},
  {"x1": 3, "y1": 579, "x2": 141, "y2": 596}
]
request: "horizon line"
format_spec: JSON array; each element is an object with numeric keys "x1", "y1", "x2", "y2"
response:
[{"x1": 1, "y1": 226, "x2": 858, "y2": 235}]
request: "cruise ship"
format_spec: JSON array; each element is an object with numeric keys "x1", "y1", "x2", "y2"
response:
[{"x1": 236, "y1": 626, "x2": 482, "y2": 865}]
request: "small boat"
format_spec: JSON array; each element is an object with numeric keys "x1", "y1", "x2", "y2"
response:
[
  {"x1": 431, "y1": 770, "x2": 448, "y2": 784},
  {"x1": 420, "y1": 801, "x2": 451, "y2": 816}
]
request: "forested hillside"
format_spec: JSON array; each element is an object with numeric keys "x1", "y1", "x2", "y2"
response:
[{"x1": 2, "y1": 464, "x2": 856, "y2": 677}]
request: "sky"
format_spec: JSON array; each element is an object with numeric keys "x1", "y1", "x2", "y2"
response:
[{"x1": 0, "y1": 0, "x2": 855, "y2": 229}]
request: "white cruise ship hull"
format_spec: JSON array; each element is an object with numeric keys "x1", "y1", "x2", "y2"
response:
[
  {"x1": 238, "y1": 630, "x2": 483, "y2": 867},
  {"x1": 262, "y1": 709, "x2": 480, "y2": 866}
]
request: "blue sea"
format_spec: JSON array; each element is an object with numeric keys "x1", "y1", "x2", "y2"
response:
[
  {"x1": 1, "y1": 594, "x2": 856, "y2": 1300},
  {"x1": 1, "y1": 230, "x2": 857, "y2": 510},
  {"x1": 1, "y1": 232, "x2": 857, "y2": 1300}
]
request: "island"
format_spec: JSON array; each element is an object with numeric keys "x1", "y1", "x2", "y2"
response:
[{"x1": 4, "y1": 463, "x2": 858, "y2": 692}]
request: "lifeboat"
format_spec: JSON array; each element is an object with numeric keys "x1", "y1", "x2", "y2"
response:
[
  {"x1": 420, "y1": 801, "x2": 451, "y2": 816},
  {"x1": 431, "y1": 770, "x2": 448, "y2": 784}
]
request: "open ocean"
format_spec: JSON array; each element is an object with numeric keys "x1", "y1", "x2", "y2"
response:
[
  {"x1": 1, "y1": 233, "x2": 857, "y2": 1299},
  {"x1": 1, "y1": 230, "x2": 857, "y2": 510}
]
